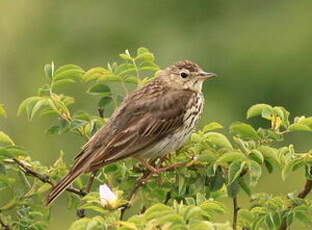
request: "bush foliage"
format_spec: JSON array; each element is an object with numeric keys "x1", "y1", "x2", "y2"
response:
[{"x1": 0, "y1": 48, "x2": 311, "y2": 230}]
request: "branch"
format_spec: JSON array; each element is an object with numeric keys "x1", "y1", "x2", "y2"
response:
[
  {"x1": 298, "y1": 178, "x2": 312, "y2": 199},
  {"x1": 0, "y1": 215, "x2": 10, "y2": 230},
  {"x1": 232, "y1": 197, "x2": 240, "y2": 230},
  {"x1": 279, "y1": 167, "x2": 312, "y2": 230},
  {"x1": 13, "y1": 158, "x2": 86, "y2": 197}
]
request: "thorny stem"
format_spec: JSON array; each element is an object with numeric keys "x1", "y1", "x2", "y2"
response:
[
  {"x1": 279, "y1": 167, "x2": 312, "y2": 230},
  {"x1": 232, "y1": 197, "x2": 240, "y2": 230},
  {"x1": 13, "y1": 158, "x2": 86, "y2": 197},
  {"x1": 0, "y1": 215, "x2": 10, "y2": 230}
]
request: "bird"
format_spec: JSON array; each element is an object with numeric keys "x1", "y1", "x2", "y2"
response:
[{"x1": 46, "y1": 60, "x2": 217, "y2": 204}]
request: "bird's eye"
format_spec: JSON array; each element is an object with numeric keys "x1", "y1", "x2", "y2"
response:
[{"x1": 180, "y1": 72, "x2": 189, "y2": 78}]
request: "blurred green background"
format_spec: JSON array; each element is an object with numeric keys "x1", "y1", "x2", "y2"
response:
[{"x1": 1, "y1": 0, "x2": 312, "y2": 229}]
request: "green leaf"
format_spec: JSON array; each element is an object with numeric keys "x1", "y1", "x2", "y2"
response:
[
  {"x1": 185, "y1": 197, "x2": 196, "y2": 206},
  {"x1": 248, "y1": 149, "x2": 264, "y2": 164},
  {"x1": 262, "y1": 106, "x2": 274, "y2": 120},
  {"x1": 37, "y1": 183, "x2": 52, "y2": 194},
  {"x1": 264, "y1": 214, "x2": 275, "y2": 229},
  {"x1": 216, "y1": 151, "x2": 247, "y2": 164},
  {"x1": 54, "y1": 64, "x2": 83, "y2": 74},
  {"x1": 183, "y1": 206, "x2": 202, "y2": 221},
  {"x1": 3, "y1": 145, "x2": 26, "y2": 156},
  {"x1": 258, "y1": 146, "x2": 280, "y2": 170},
  {"x1": 79, "y1": 203, "x2": 107, "y2": 215},
  {"x1": 238, "y1": 177, "x2": 251, "y2": 196},
  {"x1": 98, "y1": 97, "x2": 112, "y2": 108},
  {"x1": 247, "y1": 104, "x2": 273, "y2": 119},
  {"x1": 144, "y1": 204, "x2": 174, "y2": 221},
  {"x1": 70, "y1": 119, "x2": 88, "y2": 130},
  {"x1": 209, "y1": 169, "x2": 225, "y2": 191},
  {"x1": 17, "y1": 96, "x2": 42, "y2": 116},
  {"x1": 0, "y1": 148, "x2": 14, "y2": 158},
  {"x1": 300, "y1": 117, "x2": 312, "y2": 128},
  {"x1": 200, "y1": 200, "x2": 226, "y2": 215},
  {"x1": 30, "y1": 99, "x2": 48, "y2": 120},
  {"x1": 137, "y1": 47, "x2": 150, "y2": 55},
  {"x1": 135, "y1": 53, "x2": 155, "y2": 62},
  {"x1": 124, "y1": 76, "x2": 139, "y2": 84},
  {"x1": 205, "y1": 132, "x2": 233, "y2": 149},
  {"x1": 295, "y1": 212, "x2": 312, "y2": 225},
  {"x1": 53, "y1": 64, "x2": 84, "y2": 81},
  {"x1": 273, "y1": 106, "x2": 290, "y2": 128},
  {"x1": 288, "y1": 117, "x2": 312, "y2": 132},
  {"x1": 115, "y1": 63, "x2": 136, "y2": 76},
  {"x1": 228, "y1": 161, "x2": 246, "y2": 184},
  {"x1": 0, "y1": 105, "x2": 7, "y2": 118},
  {"x1": 0, "y1": 132, "x2": 14, "y2": 145},
  {"x1": 227, "y1": 179, "x2": 240, "y2": 197},
  {"x1": 203, "y1": 122, "x2": 223, "y2": 132},
  {"x1": 119, "y1": 53, "x2": 132, "y2": 61},
  {"x1": 69, "y1": 217, "x2": 104, "y2": 230},
  {"x1": 52, "y1": 79, "x2": 76, "y2": 88},
  {"x1": 44, "y1": 62, "x2": 54, "y2": 80},
  {"x1": 288, "y1": 124, "x2": 312, "y2": 132},
  {"x1": 53, "y1": 69, "x2": 84, "y2": 82},
  {"x1": 230, "y1": 122, "x2": 259, "y2": 140},
  {"x1": 249, "y1": 160, "x2": 262, "y2": 186},
  {"x1": 251, "y1": 216, "x2": 265, "y2": 230},
  {"x1": 87, "y1": 84, "x2": 112, "y2": 97},
  {"x1": 139, "y1": 61, "x2": 160, "y2": 72},
  {"x1": 271, "y1": 212, "x2": 281, "y2": 228},
  {"x1": 84, "y1": 67, "x2": 122, "y2": 82}
]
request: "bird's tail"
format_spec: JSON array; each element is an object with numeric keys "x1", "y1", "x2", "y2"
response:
[{"x1": 46, "y1": 168, "x2": 83, "y2": 205}]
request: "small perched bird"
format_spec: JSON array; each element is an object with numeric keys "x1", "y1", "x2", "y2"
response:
[{"x1": 46, "y1": 60, "x2": 216, "y2": 204}]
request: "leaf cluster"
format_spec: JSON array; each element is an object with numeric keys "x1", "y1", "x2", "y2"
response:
[{"x1": 0, "y1": 49, "x2": 311, "y2": 230}]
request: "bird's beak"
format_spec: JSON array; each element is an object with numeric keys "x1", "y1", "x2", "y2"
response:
[{"x1": 198, "y1": 72, "x2": 217, "y2": 80}]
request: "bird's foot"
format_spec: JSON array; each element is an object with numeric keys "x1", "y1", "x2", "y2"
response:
[{"x1": 139, "y1": 158, "x2": 187, "y2": 175}]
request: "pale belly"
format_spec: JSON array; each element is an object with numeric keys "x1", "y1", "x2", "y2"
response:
[
  {"x1": 136, "y1": 126, "x2": 193, "y2": 159},
  {"x1": 135, "y1": 93, "x2": 204, "y2": 160}
]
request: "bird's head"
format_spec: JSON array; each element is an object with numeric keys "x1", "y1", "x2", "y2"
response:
[{"x1": 157, "y1": 60, "x2": 217, "y2": 92}]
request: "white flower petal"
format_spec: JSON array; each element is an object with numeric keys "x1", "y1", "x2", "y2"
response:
[{"x1": 99, "y1": 184, "x2": 117, "y2": 206}]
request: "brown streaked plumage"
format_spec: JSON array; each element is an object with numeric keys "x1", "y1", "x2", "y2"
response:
[{"x1": 46, "y1": 60, "x2": 216, "y2": 204}]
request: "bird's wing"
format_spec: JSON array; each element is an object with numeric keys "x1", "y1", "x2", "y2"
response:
[{"x1": 74, "y1": 84, "x2": 195, "y2": 173}]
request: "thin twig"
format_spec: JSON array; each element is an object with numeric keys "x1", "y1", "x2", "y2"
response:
[
  {"x1": 279, "y1": 167, "x2": 312, "y2": 230},
  {"x1": 0, "y1": 215, "x2": 10, "y2": 230},
  {"x1": 232, "y1": 197, "x2": 240, "y2": 230},
  {"x1": 77, "y1": 170, "x2": 98, "y2": 218},
  {"x1": 13, "y1": 158, "x2": 86, "y2": 197}
]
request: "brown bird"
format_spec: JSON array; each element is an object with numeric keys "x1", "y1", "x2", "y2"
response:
[{"x1": 46, "y1": 60, "x2": 217, "y2": 204}]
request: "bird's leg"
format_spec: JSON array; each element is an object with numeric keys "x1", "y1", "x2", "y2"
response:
[
  {"x1": 154, "y1": 154, "x2": 197, "y2": 173},
  {"x1": 139, "y1": 154, "x2": 194, "y2": 175},
  {"x1": 157, "y1": 161, "x2": 188, "y2": 172},
  {"x1": 138, "y1": 159, "x2": 159, "y2": 174}
]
